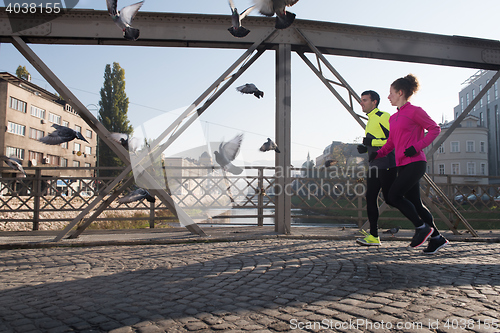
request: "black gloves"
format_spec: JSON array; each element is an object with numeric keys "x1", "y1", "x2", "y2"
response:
[
  {"x1": 362, "y1": 137, "x2": 373, "y2": 147},
  {"x1": 357, "y1": 144, "x2": 368, "y2": 154},
  {"x1": 369, "y1": 152, "x2": 378, "y2": 162},
  {"x1": 404, "y1": 146, "x2": 418, "y2": 157}
]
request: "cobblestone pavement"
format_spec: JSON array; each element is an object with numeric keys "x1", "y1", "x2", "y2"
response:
[{"x1": 1, "y1": 239, "x2": 500, "y2": 333}]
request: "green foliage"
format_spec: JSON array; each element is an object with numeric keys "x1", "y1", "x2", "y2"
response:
[
  {"x1": 15, "y1": 65, "x2": 30, "y2": 80},
  {"x1": 98, "y1": 62, "x2": 133, "y2": 177}
]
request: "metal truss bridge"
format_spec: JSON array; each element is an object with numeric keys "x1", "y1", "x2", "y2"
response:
[{"x1": 1, "y1": 8, "x2": 500, "y2": 239}]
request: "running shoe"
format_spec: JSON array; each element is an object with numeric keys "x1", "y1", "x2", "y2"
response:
[
  {"x1": 356, "y1": 230, "x2": 381, "y2": 246},
  {"x1": 409, "y1": 224, "x2": 434, "y2": 248},
  {"x1": 423, "y1": 235, "x2": 449, "y2": 254}
]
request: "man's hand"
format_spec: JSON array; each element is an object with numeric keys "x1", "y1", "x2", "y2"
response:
[{"x1": 357, "y1": 145, "x2": 368, "y2": 154}]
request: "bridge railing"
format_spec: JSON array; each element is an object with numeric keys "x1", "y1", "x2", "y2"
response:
[{"x1": 1, "y1": 166, "x2": 499, "y2": 231}]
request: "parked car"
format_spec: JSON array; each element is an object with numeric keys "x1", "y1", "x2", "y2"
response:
[{"x1": 454, "y1": 193, "x2": 491, "y2": 205}]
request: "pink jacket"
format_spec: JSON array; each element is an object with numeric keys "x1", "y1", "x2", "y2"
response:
[{"x1": 376, "y1": 102, "x2": 440, "y2": 167}]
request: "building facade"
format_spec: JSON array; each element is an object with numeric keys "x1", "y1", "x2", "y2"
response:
[
  {"x1": 453, "y1": 70, "x2": 500, "y2": 182},
  {"x1": 0, "y1": 72, "x2": 97, "y2": 179},
  {"x1": 425, "y1": 115, "x2": 489, "y2": 185}
]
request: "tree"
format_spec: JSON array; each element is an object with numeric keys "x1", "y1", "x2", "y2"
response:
[
  {"x1": 98, "y1": 62, "x2": 133, "y2": 177},
  {"x1": 16, "y1": 65, "x2": 30, "y2": 80}
]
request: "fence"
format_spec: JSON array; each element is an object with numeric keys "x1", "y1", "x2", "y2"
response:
[{"x1": 1, "y1": 166, "x2": 499, "y2": 231}]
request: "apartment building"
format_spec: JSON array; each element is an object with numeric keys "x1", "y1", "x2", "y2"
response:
[
  {"x1": 453, "y1": 70, "x2": 499, "y2": 182},
  {"x1": 0, "y1": 72, "x2": 97, "y2": 179},
  {"x1": 425, "y1": 115, "x2": 489, "y2": 185}
]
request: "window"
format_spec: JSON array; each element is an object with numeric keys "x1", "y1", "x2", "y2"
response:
[
  {"x1": 47, "y1": 155, "x2": 60, "y2": 166},
  {"x1": 85, "y1": 163, "x2": 91, "y2": 168},
  {"x1": 460, "y1": 96, "x2": 464, "y2": 112},
  {"x1": 480, "y1": 163, "x2": 487, "y2": 175},
  {"x1": 438, "y1": 164, "x2": 445, "y2": 175},
  {"x1": 6, "y1": 146, "x2": 25, "y2": 160},
  {"x1": 466, "y1": 141, "x2": 475, "y2": 152},
  {"x1": 495, "y1": 82, "x2": 498, "y2": 99},
  {"x1": 480, "y1": 141, "x2": 486, "y2": 153},
  {"x1": 28, "y1": 151, "x2": 43, "y2": 164},
  {"x1": 61, "y1": 142, "x2": 68, "y2": 149},
  {"x1": 451, "y1": 163, "x2": 460, "y2": 175},
  {"x1": 86, "y1": 129, "x2": 92, "y2": 139},
  {"x1": 48, "y1": 112, "x2": 61, "y2": 124},
  {"x1": 7, "y1": 122, "x2": 26, "y2": 136},
  {"x1": 438, "y1": 145, "x2": 445, "y2": 154},
  {"x1": 75, "y1": 125, "x2": 82, "y2": 133},
  {"x1": 85, "y1": 146, "x2": 92, "y2": 155},
  {"x1": 73, "y1": 160, "x2": 80, "y2": 167},
  {"x1": 9, "y1": 97, "x2": 27, "y2": 113},
  {"x1": 479, "y1": 84, "x2": 483, "y2": 107},
  {"x1": 30, "y1": 106, "x2": 46, "y2": 119},
  {"x1": 62, "y1": 120, "x2": 69, "y2": 127},
  {"x1": 61, "y1": 158, "x2": 68, "y2": 167},
  {"x1": 467, "y1": 162, "x2": 476, "y2": 175},
  {"x1": 29, "y1": 128, "x2": 44, "y2": 140},
  {"x1": 480, "y1": 112, "x2": 484, "y2": 126},
  {"x1": 472, "y1": 89, "x2": 475, "y2": 111},
  {"x1": 74, "y1": 142, "x2": 81, "y2": 152},
  {"x1": 487, "y1": 89, "x2": 490, "y2": 104},
  {"x1": 451, "y1": 141, "x2": 460, "y2": 153}
]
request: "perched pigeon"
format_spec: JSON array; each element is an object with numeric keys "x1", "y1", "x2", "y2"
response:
[
  {"x1": 260, "y1": 138, "x2": 280, "y2": 153},
  {"x1": 324, "y1": 159, "x2": 338, "y2": 168},
  {"x1": 39, "y1": 124, "x2": 89, "y2": 145},
  {"x1": 228, "y1": 0, "x2": 255, "y2": 38},
  {"x1": 106, "y1": 0, "x2": 144, "y2": 41},
  {"x1": 214, "y1": 134, "x2": 244, "y2": 175},
  {"x1": 0, "y1": 155, "x2": 26, "y2": 177},
  {"x1": 383, "y1": 226, "x2": 400, "y2": 236},
  {"x1": 236, "y1": 83, "x2": 264, "y2": 99},
  {"x1": 118, "y1": 188, "x2": 155, "y2": 204},
  {"x1": 109, "y1": 132, "x2": 140, "y2": 152},
  {"x1": 252, "y1": 0, "x2": 299, "y2": 29}
]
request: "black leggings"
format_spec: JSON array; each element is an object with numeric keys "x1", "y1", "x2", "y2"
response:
[
  {"x1": 388, "y1": 161, "x2": 439, "y2": 237},
  {"x1": 366, "y1": 167, "x2": 397, "y2": 237}
]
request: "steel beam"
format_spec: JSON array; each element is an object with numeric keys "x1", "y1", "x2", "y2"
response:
[
  {"x1": 275, "y1": 43, "x2": 292, "y2": 234},
  {"x1": 1, "y1": 10, "x2": 500, "y2": 70}
]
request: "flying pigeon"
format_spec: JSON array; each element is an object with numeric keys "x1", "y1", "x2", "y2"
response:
[
  {"x1": 324, "y1": 159, "x2": 338, "y2": 168},
  {"x1": 106, "y1": 0, "x2": 144, "y2": 41},
  {"x1": 252, "y1": 0, "x2": 299, "y2": 29},
  {"x1": 0, "y1": 155, "x2": 26, "y2": 177},
  {"x1": 118, "y1": 188, "x2": 155, "y2": 204},
  {"x1": 214, "y1": 134, "x2": 244, "y2": 175},
  {"x1": 383, "y1": 226, "x2": 400, "y2": 236},
  {"x1": 109, "y1": 132, "x2": 140, "y2": 152},
  {"x1": 236, "y1": 83, "x2": 264, "y2": 99},
  {"x1": 38, "y1": 124, "x2": 89, "y2": 145},
  {"x1": 228, "y1": 0, "x2": 255, "y2": 38},
  {"x1": 260, "y1": 138, "x2": 280, "y2": 153}
]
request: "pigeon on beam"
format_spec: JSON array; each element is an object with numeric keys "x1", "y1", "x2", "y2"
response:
[
  {"x1": 106, "y1": 0, "x2": 145, "y2": 41},
  {"x1": 252, "y1": 0, "x2": 299, "y2": 29},
  {"x1": 228, "y1": 0, "x2": 255, "y2": 38}
]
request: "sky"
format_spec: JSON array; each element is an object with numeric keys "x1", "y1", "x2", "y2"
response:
[{"x1": 1, "y1": 0, "x2": 499, "y2": 167}]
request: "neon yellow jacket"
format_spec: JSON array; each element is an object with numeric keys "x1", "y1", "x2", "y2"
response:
[
  {"x1": 365, "y1": 108, "x2": 390, "y2": 147},
  {"x1": 365, "y1": 108, "x2": 395, "y2": 168}
]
